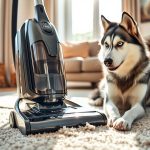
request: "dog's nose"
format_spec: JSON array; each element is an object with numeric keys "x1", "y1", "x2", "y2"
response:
[{"x1": 104, "y1": 58, "x2": 113, "y2": 67}]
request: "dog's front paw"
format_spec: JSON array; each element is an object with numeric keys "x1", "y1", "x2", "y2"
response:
[
  {"x1": 89, "y1": 98, "x2": 103, "y2": 106},
  {"x1": 107, "y1": 117, "x2": 118, "y2": 127},
  {"x1": 113, "y1": 118, "x2": 131, "y2": 131}
]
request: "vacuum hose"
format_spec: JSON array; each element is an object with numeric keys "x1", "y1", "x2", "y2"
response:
[{"x1": 11, "y1": 0, "x2": 18, "y2": 67}]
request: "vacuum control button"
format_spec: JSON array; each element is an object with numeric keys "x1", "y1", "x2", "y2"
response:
[{"x1": 41, "y1": 22, "x2": 53, "y2": 33}]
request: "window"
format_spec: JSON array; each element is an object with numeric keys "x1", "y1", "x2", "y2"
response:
[
  {"x1": 59, "y1": 0, "x2": 122, "y2": 42},
  {"x1": 99, "y1": 0, "x2": 122, "y2": 22},
  {"x1": 64, "y1": 0, "x2": 99, "y2": 42},
  {"x1": 71, "y1": 0, "x2": 94, "y2": 41},
  {"x1": 99, "y1": 0, "x2": 122, "y2": 36}
]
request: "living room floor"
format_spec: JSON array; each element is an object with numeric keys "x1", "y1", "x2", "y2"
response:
[{"x1": 0, "y1": 83, "x2": 150, "y2": 150}]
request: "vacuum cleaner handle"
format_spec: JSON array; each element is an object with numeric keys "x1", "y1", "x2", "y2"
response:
[
  {"x1": 34, "y1": 0, "x2": 44, "y2": 6},
  {"x1": 34, "y1": 0, "x2": 49, "y2": 22}
]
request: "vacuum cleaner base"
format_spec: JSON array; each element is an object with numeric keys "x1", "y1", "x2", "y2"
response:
[{"x1": 9, "y1": 98, "x2": 107, "y2": 135}]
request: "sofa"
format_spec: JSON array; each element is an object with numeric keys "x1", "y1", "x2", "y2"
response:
[{"x1": 61, "y1": 41, "x2": 103, "y2": 87}]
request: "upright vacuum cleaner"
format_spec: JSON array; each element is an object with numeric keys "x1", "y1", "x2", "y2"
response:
[{"x1": 9, "y1": 0, "x2": 107, "y2": 135}]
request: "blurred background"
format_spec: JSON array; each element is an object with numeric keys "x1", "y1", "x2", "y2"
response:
[{"x1": 0, "y1": 0, "x2": 150, "y2": 89}]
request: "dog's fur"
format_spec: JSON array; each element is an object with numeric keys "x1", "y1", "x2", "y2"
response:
[{"x1": 89, "y1": 12, "x2": 150, "y2": 131}]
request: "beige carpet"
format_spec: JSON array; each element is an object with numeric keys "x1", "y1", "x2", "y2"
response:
[{"x1": 0, "y1": 108, "x2": 150, "y2": 150}]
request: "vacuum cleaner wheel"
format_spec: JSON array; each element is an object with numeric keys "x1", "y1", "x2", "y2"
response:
[{"x1": 9, "y1": 111, "x2": 17, "y2": 128}]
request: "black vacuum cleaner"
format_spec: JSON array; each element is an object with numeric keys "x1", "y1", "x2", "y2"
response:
[{"x1": 9, "y1": 0, "x2": 107, "y2": 135}]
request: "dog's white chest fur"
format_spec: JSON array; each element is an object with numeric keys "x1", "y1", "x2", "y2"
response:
[{"x1": 107, "y1": 80, "x2": 147, "y2": 114}]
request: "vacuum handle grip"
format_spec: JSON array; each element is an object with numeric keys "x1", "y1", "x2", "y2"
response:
[
  {"x1": 34, "y1": 0, "x2": 44, "y2": 6},
  {"x1": 34, "y1": 0, "x2": 49, "y2": 22}
]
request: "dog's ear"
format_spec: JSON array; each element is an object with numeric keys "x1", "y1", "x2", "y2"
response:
[
  {"x1": 120, "y1": 12, "x2": 138, "y2": 36},
  {"x1": 101, "y1": 15, "x2": 111, "y2": 32}
]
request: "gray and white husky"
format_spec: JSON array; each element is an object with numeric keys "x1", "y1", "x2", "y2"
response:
[{"x1": 90, "y1": 12, "x2": 150, "y2": 131}]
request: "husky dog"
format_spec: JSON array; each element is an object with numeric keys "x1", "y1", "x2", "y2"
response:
[{"x1": 90, "y1": 12, "x2": 150, "y2": 131}]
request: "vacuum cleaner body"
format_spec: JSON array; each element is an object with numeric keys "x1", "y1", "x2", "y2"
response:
[
  {"x1": 15, "y1": 6, "x2": 67, "y2": 99},
  {"x1": 10, "y1": 0, "x2": 107, "y2": 135}
]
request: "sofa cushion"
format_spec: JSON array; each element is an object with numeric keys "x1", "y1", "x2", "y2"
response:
[
  {"x1": 88, "y1": 41, "x2": 100, "y2": 56},
  {"x1": 66, "y1": 72, "x2": 103, "y2": 82},
  {"x1": 82, "y1": 57, "x2": 102, "y2": 72},
  {"x1": 61, "y1": 42, "x2": 89, "y2": 58},
  {"x1": 64, "y1": 57, "x2": 83, "y2": 73}
]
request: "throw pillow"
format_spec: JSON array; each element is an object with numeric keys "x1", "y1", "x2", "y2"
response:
[{"x1": 61, "y1": 42, "x2": 89, "y2": 58}]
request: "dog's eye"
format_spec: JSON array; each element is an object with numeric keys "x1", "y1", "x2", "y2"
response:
[
  {"x1": 104, "y1": 42, "x2": 109, "y2": 49},
  {"x1": 117, "y1": 41, "x2": 124, "y2": 47}
]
